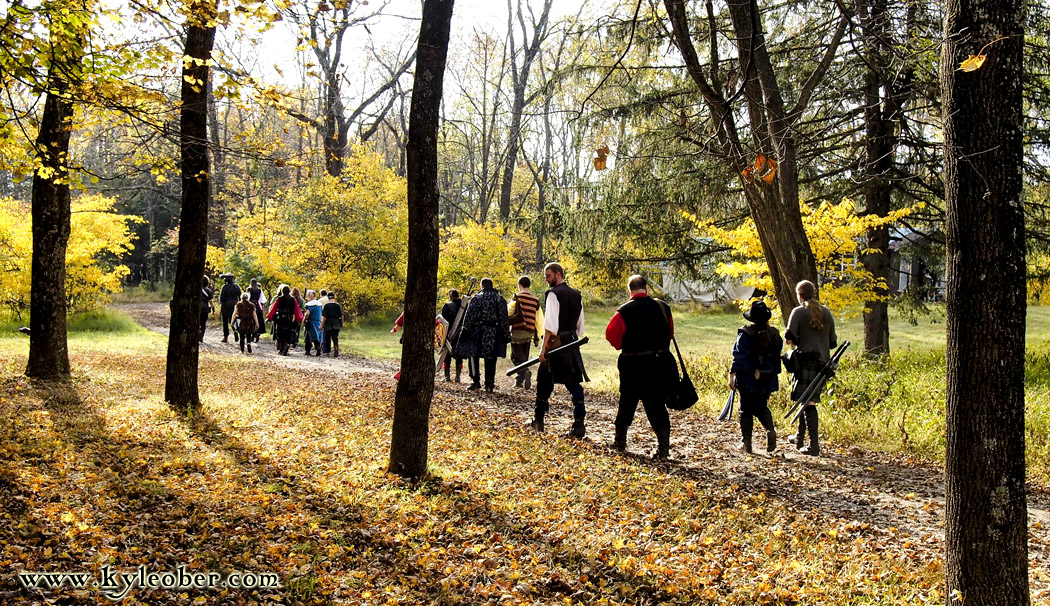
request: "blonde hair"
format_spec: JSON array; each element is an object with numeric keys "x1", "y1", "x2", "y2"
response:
[{"x1": 796, "y1": 280, "x2": 824, "y2": 331}]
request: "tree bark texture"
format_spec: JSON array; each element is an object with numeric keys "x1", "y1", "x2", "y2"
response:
[
  {"x1": 165, "y1": 10, "x2": 216, "y2": 413},
  {"x1": 942, "y1": 0, "x2": 1029, "y2": 600},
  {"x1": 388, "y1": 0, "x2": 454, "y2": 478},
  {"x1": 27, "y1": 62, "x2": 78, "y2": 381},
  {"x1": 664, "y1": 0, "x2": 821, "y2": 314},
  {"x1": 859, "y1": 0, "x2": 895, "y2": 357}
]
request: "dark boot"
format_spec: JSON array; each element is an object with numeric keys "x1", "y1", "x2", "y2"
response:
[
  {"x1": 567, "y1": 413, "x2": 586, "y2": 439},
  {"x1": 654, "y1": 429, "x2": 670, "y2": 460},
  {"x1": 791, "y1": 414, "x2": 807, "y2": 451},
  {"x1": 610, "y1": 425, "x2": 627, "y2": 451},
  {"x1": 443, "y1": 366, "x2": 451, "y2": 382},
  {"x1": 800, "y1": 407, "x2": 820, "y2": 456},
  {"x1": 766, "y1": 430, "x2": 777, "y2": 453},
  {"x1": 454, "y1": 366, "x2": 462, "y2": 383},
  {"x1": 528, "y1": 414, "x2": 545, "y2": 432},
  {"x1": 738, "y1": 415, "x2": 753, "y2": 454},
  {"x1": 333, "y1": 346, "x2": 339, "y2": 358}
]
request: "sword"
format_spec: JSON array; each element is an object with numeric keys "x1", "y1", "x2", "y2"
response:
[
  {"x1": 717, "y1": 390, "x2": 736, "y2": 421},
  {"x1": 505, "y1": 336, "x2": 589, "y2": 376}
]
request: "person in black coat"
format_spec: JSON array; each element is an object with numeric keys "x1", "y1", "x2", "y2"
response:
[
  {"x1": 439, "y1": 289, "x2": 465, "y2": 382},
  {"x1": 456, "y1": 278, "x2": 510, "y2": 392},
  {"x1": 729, "y1": 300, "x2": 783, "y2": 454},
  {"x1": 218, "y1": 274, "x2": 241, "y2": 343}
]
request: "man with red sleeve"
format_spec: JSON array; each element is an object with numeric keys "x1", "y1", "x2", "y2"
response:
[{"x1": 605, "y1": 274, "x2": 674, "y2": 459}]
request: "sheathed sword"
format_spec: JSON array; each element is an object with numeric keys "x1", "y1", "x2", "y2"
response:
[
  {"x1": 505, "y1": 336, "x2": 589, "y2": 376},
  {"x1": 784, "y1": 340, "x2": 850, "y2": 422},
  {"x1": 717, "y1": 390, "x2": 736, "y2": 421}
]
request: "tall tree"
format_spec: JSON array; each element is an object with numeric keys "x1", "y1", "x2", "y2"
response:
[
  {"x1": 25, "y1": 1, "x2": 89, "y2": 382},
  {"x1": 165, "y1": 0, "x2": 217, "y2": 413},
  {"x1": 497, "y1": 0, "x2": 552, "y2": 221},
  {"x1": 388, "y1": 0, "x2": 454, "y2": 478},
  {"x1": 942, "y1": 0, "x2": 1029, "y2": 601},
  {"x1": 663, "y1": 0, "x2": 847, "y2": 312}
]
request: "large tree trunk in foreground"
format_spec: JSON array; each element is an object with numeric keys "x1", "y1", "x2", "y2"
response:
[
  {"x1": 388, "y1": 0, "x2": 455, "y2": 478},
  {"x1": 165, "y1": 7, "x2": 216, "y2": 414},
  {"x1": 942, "y1": 0, "x2": 1029, "y2": 601},
  {"x1": 27, "y1": 64, "x2": 77, "y2": 382}
]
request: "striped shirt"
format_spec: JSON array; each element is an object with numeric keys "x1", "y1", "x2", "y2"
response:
[{"x1": 512, "y1": 291, "x2": 540, "y2": 332}]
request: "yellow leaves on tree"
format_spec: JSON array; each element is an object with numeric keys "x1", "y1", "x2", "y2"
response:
[
  {"x1": 438, "y1": 223, "x2": 525, "y2": 295},
  {"x1": 684, "y1": 198, "x2": 923, "y2": 316},
  {"x1": 0, "y1": 194, "x2": 140, "y2": 317},
  {"x1": 224, "y1": 146, "x2": 408, "y2": 316}
]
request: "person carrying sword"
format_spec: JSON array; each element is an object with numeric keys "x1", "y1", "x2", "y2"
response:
[{"x1": 529, "y1": 262, "x2": 589, "y2": 437}]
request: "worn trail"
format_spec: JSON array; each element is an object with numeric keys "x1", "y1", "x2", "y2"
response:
[{"x1": 123, "y1": 302, "x2": 1050, "y2": 599}]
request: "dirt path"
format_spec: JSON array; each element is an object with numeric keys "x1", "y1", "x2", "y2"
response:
[{"x1": 120, "y1": 302, "x2": 1050, "y2": 598}]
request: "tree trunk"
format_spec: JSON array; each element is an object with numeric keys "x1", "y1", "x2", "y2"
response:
[
  {"x1": 27, "y1": 63, "x2": 78, "y2": 381},
  {"x1": 664, "y1": 0, "x2": 820, "y2": 313},
  {"x1": 860, "y1": 0, "x2": 893, "y2": 357},
  {"x1": 942, "y1": 0, "x2": 1029, "y2": 601},
  {"x1": 165, "y1": 6, "x2": 217, "y2": 414},
  {"x1": 388, "y1": 0, "x2": 455, "y2": 478}
]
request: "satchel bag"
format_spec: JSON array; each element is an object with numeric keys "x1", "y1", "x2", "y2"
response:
[
  {"x1": 658, "y1": 301, "x2": 699, "y2": 411},
  {"x1": 508, "y1": 296, "x2": 524, "y2": 326}
]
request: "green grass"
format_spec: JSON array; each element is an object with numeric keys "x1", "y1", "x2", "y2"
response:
[{"x1": 4, "y1": 304, "x2": 1049, "y2": 483}]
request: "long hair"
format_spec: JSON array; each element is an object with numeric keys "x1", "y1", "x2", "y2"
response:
[{"x1": 796, "y1": 280, "x2": 824, "y2": 331}]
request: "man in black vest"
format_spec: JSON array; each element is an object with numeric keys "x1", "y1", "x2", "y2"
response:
[
  {"x1": 218, "y1": 273, "x2": 241, "y2": 343},
  {"x1": 605, "y1": 275, "x2": 673, "y2": 459},
  {"x1": 530, "y1": 262, "x2": 588, "y2": 437}
]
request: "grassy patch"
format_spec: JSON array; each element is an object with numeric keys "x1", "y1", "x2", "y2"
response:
[{"x1": 0, "y1": 349, "x2": 947, "y2": 605}]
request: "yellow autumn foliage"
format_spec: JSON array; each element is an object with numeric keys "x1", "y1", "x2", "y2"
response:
[
  {"x1": 438, "y1": 223, "x2": 524, "y2": 296},
  {"x1": 224, "y1": 146, "x2": 409, "y2": 317},
  {"x1": 0, "y1": 194, "x2": 140, "y2": 317},
  {"x1": 684, "y1": 198, "x2": 923, "y2": 316}
]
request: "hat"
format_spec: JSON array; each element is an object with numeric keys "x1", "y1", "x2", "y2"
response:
[
  {"x1": 220, "y1": 272, "x2": 235, "y2": 279},
  {"x1": 743, "y1": 300, "x2": 772, "y2": 324}
]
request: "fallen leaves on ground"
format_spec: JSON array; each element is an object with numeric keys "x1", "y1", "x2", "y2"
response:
[{"x1": 0, "y1": 349, "x2": 966, "y2": 605}]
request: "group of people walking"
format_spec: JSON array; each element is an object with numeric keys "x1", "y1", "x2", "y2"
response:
[
  {"x1": 199, "y1": 275, "x2": 345, "y2": 357},
  {"x1": 204, "y1": 265, "x2": 836, "y2": 460},
  {"x1": 438, "y1": 263, "x2": 836, "y2": 460}
]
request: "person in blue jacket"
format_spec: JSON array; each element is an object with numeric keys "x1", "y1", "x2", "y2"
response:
[{"x1": 729, "y1": 300, "x2": 783, "y2": 454}]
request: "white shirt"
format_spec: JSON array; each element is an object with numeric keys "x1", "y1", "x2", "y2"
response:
[{"x1": 543, "y1": 290, "x2": 585, "y2": 336}]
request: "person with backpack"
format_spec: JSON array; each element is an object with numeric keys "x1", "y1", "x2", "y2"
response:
[
  {"x1": 247, "y1": 279, "x2": 267, "y2": 343},
  {"x1": 439, "y1": 290, "x2": 466, "y2": 382},
  {"x1": 729, "y1": 300, "x2": 783, "y2": 454},
  {"x1": 266, "y1": 285, "x2": 303, "y2": 355},
  {"x1": 321, "y1": 291, "x2": 344, "y2": 358}
]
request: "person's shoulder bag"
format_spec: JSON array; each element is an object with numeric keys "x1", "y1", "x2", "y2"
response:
[{"x1": 657, "y1": 300, "x2": 699, "y2": 411}]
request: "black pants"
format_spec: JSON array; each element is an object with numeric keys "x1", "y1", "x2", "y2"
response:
[
  {"x1": 253, "y1": 306, "x2": 265, "y2": 341},
  {"x1": 510, "y1": 341, "x2": 532, "y2": 386},
  {"x1": 615, "y1": 356, "x2": 670, "y2": 432},
  {"x1": 324, "y1": 329, "x2": 340, "y2": 353},
  {"x1": 238, "y1": 329, "x2": 253, "y2": 352},
  {"x1": 469, "y1": 356, "x2": 497, "y2": 388},
  {"x1": 443, "y1": 355, "x2": 463, "y2": 373},
  {"x1": 535, "y1": 363, "x2": 585, "y2": 419},
  {"x1": 738, "y1": 388, "x2": 776, "y2": 442},
  {"x1": 221, "y1": 305, "x2": 235, "y2": 338},
  {"x1": 199, "y1": 310, "x2": 209, "y2": 342}
]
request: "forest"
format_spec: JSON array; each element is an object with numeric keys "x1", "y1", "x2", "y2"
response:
[{"x1": 0, "y1": 0, "x2": 1045, "y2": 603}]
